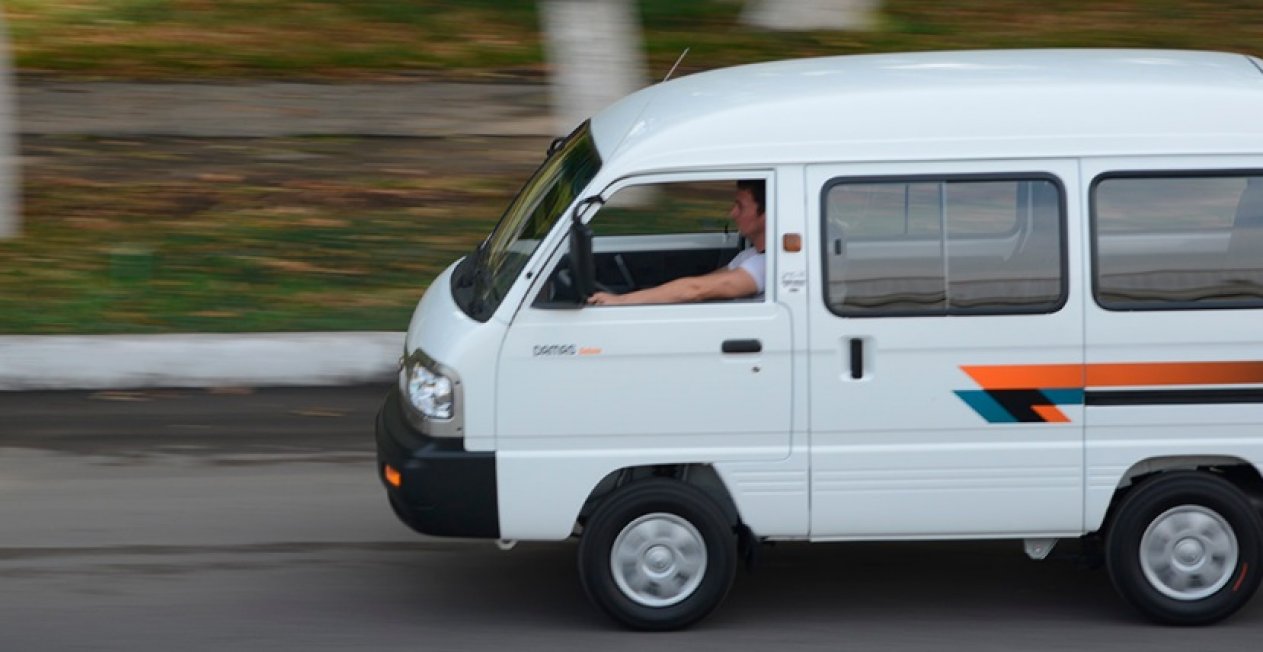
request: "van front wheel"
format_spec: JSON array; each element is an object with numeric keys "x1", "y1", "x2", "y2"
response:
[
  {"x1": 1106, "y1": 471, "x2": 1263, "y2": 625},
  {"x1": 578, "y1": 479, "x2": 737, "y2": 630}
]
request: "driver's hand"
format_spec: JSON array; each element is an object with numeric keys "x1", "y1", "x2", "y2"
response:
[{"x1": 588, "y1": 291, "x2": 620, "y2": 306}]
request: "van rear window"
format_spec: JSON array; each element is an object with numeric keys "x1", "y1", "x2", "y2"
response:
[
  {"x1": 1092, "y1": 173, "x2": 1263, "y2": 310},
  {"x1": 822, "y1": 176, "x2": 1066, "y2": 317}
]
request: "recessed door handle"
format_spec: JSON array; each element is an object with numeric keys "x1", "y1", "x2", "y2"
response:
[{"x1": 722, "y1": 339, "x2": 762, "y2": 354}]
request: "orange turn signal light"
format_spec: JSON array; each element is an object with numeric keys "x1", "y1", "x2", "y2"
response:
[
  {"x1": 384, "y1": 464, "x2": 402, "y2": 488},
  {"x1": 782, "y1": 233, "x2": 802, "y2": 252}
]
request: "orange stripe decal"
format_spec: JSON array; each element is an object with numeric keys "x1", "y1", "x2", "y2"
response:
[
  {"x1": 963, "y1": 361, "x2": 1263, "y2": 390},
  {"x1": 962, "y1": 364, "x2": 1083, "y2": 390},
  {"x1": 959, "y1": 360, "x2": 1263, "y2": 424},
  {"x1": 1031, "y1": 405, "x2": 1071, "y2": 423},
  {"x1": 1086, "y1": 361, "x2": 1263, "y2": 387}
]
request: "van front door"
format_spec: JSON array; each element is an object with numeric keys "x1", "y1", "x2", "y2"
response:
[
  {"x1": 495, "y1": 174, "x2": 797, "y2": 538},
  {"x1": 499, "y1": 301, "x2": 792, "y2": 460},
  {"x1": 806, "y1": 161, "x2": 1085, "y2": 539}
]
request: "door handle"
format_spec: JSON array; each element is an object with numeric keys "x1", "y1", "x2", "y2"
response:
[{"x1": 722, "y1": 339, "x2": 762, "y2": 354}]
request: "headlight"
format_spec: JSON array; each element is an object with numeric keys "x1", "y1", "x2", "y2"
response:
[{"x1": 401, "y1": 359, "x2": 454, "y2": 420}]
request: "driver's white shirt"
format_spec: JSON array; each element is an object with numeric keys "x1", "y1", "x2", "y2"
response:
[{"x1": 726, "y1": 247, "x2": 766, "y2": 295}]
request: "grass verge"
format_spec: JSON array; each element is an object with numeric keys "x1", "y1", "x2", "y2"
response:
[
  {"x1": 0, "y1": 135, "x2": 545, "y2": 333},
  {"x1": 5, "y1": 1, "x2": 1263, "y2": 80}
]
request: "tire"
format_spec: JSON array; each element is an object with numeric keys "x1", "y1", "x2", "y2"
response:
[
  {"x1": 578, "y1": 478, "x2": 738, "y2": 630},
  {"x1": 1105, "y1": 471, "x2": 1263, "y2": 625}
]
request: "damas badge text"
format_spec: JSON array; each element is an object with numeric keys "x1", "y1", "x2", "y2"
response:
[
  {"x1": 533, "y1": 344, "x2": 576, "y2": 357},
  {"x1": 532, "y1": 344, "x2": 602, "y2": 357}
]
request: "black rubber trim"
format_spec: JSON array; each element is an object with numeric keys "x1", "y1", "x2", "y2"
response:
[
  {"x1": 1087, "y1": 168, "x2": 1263, "y2": 313},
  {"x1": 819, "y1": 172, "x2": 1070, "y2": 318},
  {"x1": 375, "y1": 387, "x2": 499, "y2": 538},
  {"x1": 1087, "y1": 388, "x2": 1263, "y2": 406}
]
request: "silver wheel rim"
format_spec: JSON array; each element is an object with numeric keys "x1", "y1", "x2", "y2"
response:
[
  {"x1": 610, "y1": 512, "x2": 707, "y2": 608},
  {"x1": 1140, "y1": 505, "x2": 1239, "y2": 601}
]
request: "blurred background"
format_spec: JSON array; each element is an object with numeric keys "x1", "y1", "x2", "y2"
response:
[
  {"x1": 2, "y1": 0, "x2": 1262, "y2": 335},
  {"x1": 5, "y1": 5, "x2": 1263, "y2": 646}
]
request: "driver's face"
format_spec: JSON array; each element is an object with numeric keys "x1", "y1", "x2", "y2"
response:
[{"x1": 729, "y1": 189, "x2": 765, "y2": 241}]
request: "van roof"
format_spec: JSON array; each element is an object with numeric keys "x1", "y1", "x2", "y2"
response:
[{"x1": 589, "y1": 49, "x2": 1263, "y2": 172}]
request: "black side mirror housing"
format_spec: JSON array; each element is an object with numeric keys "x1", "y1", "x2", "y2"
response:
[{"x1": 569, "y1": 217, "x2": 596, "y2": 303}]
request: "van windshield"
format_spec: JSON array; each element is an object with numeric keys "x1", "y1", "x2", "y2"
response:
[{"x1": 453, "y1": 122, "x2": 602, "y2": 321}]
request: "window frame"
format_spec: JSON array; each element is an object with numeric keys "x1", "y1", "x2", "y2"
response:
[
  {"x1": 523, "y1": 169, "x2": 776, "y2": 310},
  {"x1": 820, "y1": 172, "x2": 1069, "y2": 318},
  {"x1": 1089, "y1": 168, "x2": 1263, "y2": 313}
]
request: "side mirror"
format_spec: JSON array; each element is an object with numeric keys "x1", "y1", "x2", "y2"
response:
[
  {"x1": 568, "y1": 196, "x2": 603, "y2": 304},
  {"x1": 569, "y1": 217, "x2": 596, "y2": 302}
]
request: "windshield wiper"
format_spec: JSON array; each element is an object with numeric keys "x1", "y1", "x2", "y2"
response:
[
  {"x1": 468, "y1": 243, "x2": 500, "y2": 305},
  {"x1": 457, "y1": 238, "x2": 489, "y2": 289}
]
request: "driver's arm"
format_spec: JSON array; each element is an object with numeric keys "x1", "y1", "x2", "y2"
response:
[{"x1": 588, "y1": 267, "x2": 758, "y2": 306}]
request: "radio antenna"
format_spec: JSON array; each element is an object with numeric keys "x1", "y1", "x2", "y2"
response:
[{"x1": 663, "y1": 47, "x2": 690, "y2": 82}]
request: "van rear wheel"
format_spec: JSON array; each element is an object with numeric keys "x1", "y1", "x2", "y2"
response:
[
  {"x1": 1105, "y1": 471, "x2": 1263, "y2": 625},
  {"x1": 578, "y1": 478, "x2": 737, "y2": 630}
]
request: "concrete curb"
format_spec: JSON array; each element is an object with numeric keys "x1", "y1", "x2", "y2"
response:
[{"x1": 0, "y1": 332, "x2": 403, "y2": 391}]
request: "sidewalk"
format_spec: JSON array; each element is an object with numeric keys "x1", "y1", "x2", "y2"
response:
[
  {"x1": 0, "y1": 332, "x2": 404, "y2": 391},
  {"x1": 4, "y1": 80, "x2": 553, "y2": 390}
]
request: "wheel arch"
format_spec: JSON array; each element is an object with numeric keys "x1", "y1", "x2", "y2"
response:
[
  {"x1": 1091, "y1": 455, "x2": 1263, "y2": 534},
  {"x1": 577, "y1": 464, "x2": 743, "y2": 532}
]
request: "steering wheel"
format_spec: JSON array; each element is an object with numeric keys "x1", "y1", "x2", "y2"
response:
[
  {"x1": 612, "y1": 254, "x2": 637, "y2": 291},
  {"x1": 556, "y1": 269, "x2": 613, "y2": 298}
]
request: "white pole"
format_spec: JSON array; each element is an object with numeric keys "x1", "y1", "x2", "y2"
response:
[
  {"x1": 743, "y1": 0, "x2": 881, "y2": 31},
  {"x1": 0, "y1": 10, "x2": 18, "y2": 239},
  {"x1": 539, "y1": 0, "x2": 646, "y2": 136}
]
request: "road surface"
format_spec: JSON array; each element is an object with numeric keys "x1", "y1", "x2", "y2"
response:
[{"x1": 1, "y1": 386, "x2": 1259, "y2": 650}]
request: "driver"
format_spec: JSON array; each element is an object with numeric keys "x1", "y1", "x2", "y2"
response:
[{"x1": 587, "y1": 180, "x2": 766, "y2": 305}]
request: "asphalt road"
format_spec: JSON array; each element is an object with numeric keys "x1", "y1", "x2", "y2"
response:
[{"x1": 1, "y1": 386, "x2": 1260, "y2": 651}]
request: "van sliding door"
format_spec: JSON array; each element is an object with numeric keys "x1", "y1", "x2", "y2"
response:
[{"x1": 805, "y1": 160, "x2": 1085, "y2": 539}]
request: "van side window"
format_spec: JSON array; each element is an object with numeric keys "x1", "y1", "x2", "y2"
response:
[
  {"x1": 822, "y1": 177, "x2": 1065, "y2": 316},
  {"x1": 592, "y1": 182, "x2": 737, "y2": 238},
  {"x1": 1093, "y1": 174, "x2": 1263, "y2": 310},
  {"x1": 534, "y1": 179, "x2": 758, "y2": 306},
  {"x1": 586, "y1": 181, "x2": 749, "y2": 298}
]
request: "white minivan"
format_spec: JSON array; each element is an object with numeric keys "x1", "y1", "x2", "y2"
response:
[{"x1": 376, "y1": 49, "x2": 1263, "y2": 629}]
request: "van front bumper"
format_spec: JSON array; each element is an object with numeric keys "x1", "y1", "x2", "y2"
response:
[{"x1": 374, "y1": 387, "x2": 499, "y2": 538}]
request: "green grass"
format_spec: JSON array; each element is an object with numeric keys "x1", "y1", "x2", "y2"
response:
[
  {"x1": 8, "y1": 1, "x2": 1263, "y2": 80},
  {"x1": 3, "y1": 0, "x2": 544, "y2": 79},
  {"x1": 0, "y1": 136, "x2": 539, "y2": 333}
]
